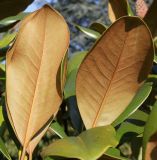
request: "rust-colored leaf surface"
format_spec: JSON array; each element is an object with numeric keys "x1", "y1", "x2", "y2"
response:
[
  {"x1": 76, "y1": 16, "x2": 153, "y2": 129},
  {"x1": 108, "y1": 0, "x2": 128, "y2": 22},
  {"x1": 6, "y1": 5, "x2": 70, "y2": 157}
]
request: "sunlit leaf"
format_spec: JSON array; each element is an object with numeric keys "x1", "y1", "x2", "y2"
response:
[
  {"x1": 75, "y1": 24, "x2": 101, "y2": 39},
  {"x1": 41, "y1": 125, "x2": 118, "y2": 160},
  {"x1": 76, "y1": 16, "x2": 153, "y2": 129},
  {"x1": 0, "y1": 64, "x2": 5, "y2": 72},
  {"x1": 143, "y1": 101, "x2": 157, "y2": 160},
  {"x1": 6, "y1": 5, "x2": 70, "y2": 159},
  {"x1": 0, "y1": 12, "x2": 28, "y2": 26},
  {"x1": 0, "y1": 32, "x2": 16, "y2": 48},
  {"x1": 112, "y1": 82, "x2": 152, "y2": 127}
]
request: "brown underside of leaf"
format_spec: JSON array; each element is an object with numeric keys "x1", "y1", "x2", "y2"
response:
[
  {"x1": 108, "y1": 0, "x2": 128, "y2": 22},
  {"x1": 6, "y1": 5, "x2": 70, "y2": 154},
  {"x1": 76, "y1": 16, "x2": 153, "y2": 129}
]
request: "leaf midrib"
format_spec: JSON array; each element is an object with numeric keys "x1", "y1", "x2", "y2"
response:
[{"x1": 92, "y1": 31, "x2": 129, "y2": 127}]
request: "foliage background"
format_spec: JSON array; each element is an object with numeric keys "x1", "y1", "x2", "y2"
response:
[{"x1": 0, "y1": 0, "x2": 156, "y2": 160}]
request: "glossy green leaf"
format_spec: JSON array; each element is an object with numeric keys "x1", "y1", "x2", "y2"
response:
[
  {"x1": 0, "y1": 12, "x2": 28, "y2": 26},
  {"x1": 41, "y1": 125, "x2": 118, "y2": 160},
  {"x1": 112, "y1": 82, "x2": 152, "y2": 127},
  {"x1": 75, "y1": 24, "x2": 101, "y2": 39},
  {"x1": 143, "y1": 101, "x2": 157, "y2": 160},
  {"x1": 89, "y1": 22, "x2": 107, "y2": 34},
  {"x1": 0, "y1": 138, "x2": 11, "y2": 160},
  {"x1": 50, "y1": 122, "x2": 67, "y2": 138},
  {"x1": 0, "y1": 32, "x2": 16, "y2": 48},
  {"x1": 64, "y1": 51, "x2": 87, "y2": 99},
  {"x1": 129, "y1": 109, "x2": 148, "y2": 122}
]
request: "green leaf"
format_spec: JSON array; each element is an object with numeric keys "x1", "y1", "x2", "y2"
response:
[
  {"x1": 67, "y1": 51, "x2": 87, "y2": 76},
  {"x1": 0, "y1": 107, "x2": 4, "y2": 126},
  {"x1": 105, "y1": 148, "x2": 128, "y2": 160},
  {"x1": 112, "y1": 82, "x2": 152, "y2": 127},
  {"x1": 0, "y1": 32, "x2": 16, "y2": 48},
  {"x1": 0, "y1": 138, "x2": 11, "y2": 160},
  {"x1": 50, "y1": 122, "x2": 67, "y2": 138},
  {"x1": 116, "y1": 122, "x2": 144, "y2": 141},
  {"x1": 0, "y1": 64, "x2": 5, "y2": 72},
  {"x1": 41, "y1": 125, "x2": 118, "y2": 160},
  {"x1": 75, "y1": 24, "x2": 101, "y2": 39},
  {"x1": 126, "y1": 1, "x2": 134, "y2": 16},
  {"x1": 128, "y1": 110, "x2": 148, "y2": 122},
  {"x1": 89, "y1": 22, "x2": 107, "y2": 34},
  {"x1": 142, "y1": 100, "x2": 157, "y2": 160},
  {"x1": 0, "y1": 12, "x2": 29, "y2": 26},
  {"x1": 64, "y1": 51, "x2": 87, "y2": 99}
]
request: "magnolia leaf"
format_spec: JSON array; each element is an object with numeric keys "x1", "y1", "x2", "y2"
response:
[
  {"x1": 50, "y1": 121, "x2": 67, "y2": 138},
  {"x1": 41, "y1": 125, "x2": 118, "y2": 160},
  {"x1": 108, "y1": 0, "x2": 133, "y2": 22},
  {"x1": 112, "y1": 82, "x2": 152, "y2": 127},
  {"x1": 144, "y1": 0, "x2": 157, "y2": 37},
  {"x1": 104, "y1": 148, "x2": 128, "y2": 160},
  {"x1": 143, "y1": 101, "x2": 157, "y2": 160},
  {"x1": 0, "y1": 138, "x2": 12, "y2": 160},
  {"x1": 0, "y1": 12, "x2": 28, "y2": 26},
  {"x1": 0, "y1": 0, "x2": 33, "y2": 20},
  {"x1": 135, "y1": 0, "x2": 148, "y2": 18},
  {"x1": 76, "y1": 16, "x2": 153, "y2": 129},
  {"x1": 89, "y1": 22, "x2": 107, "y2": 34},
  {"x1": 6, "y1": 5, "x2": 70, "y2": 159},
  {"x1": 75, "y1": 24, "x2": 101, "y2": 39},
  {"x1": 0, "y1": 64, "x2": 5, "y2": 72},
  {"x1": 0, "y1": 32, "x2": 16, "y2": 48},
  {"x1": 64, "y1": 51, "x2": 87, "y2": 99}
]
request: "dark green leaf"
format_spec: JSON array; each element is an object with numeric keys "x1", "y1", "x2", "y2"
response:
[
  {"x1": 0, "y1": 138, "x2": 11, "y2": 160},
  {"x1": 89, "y1": 22, "x2": 107, "y2": 34}
]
